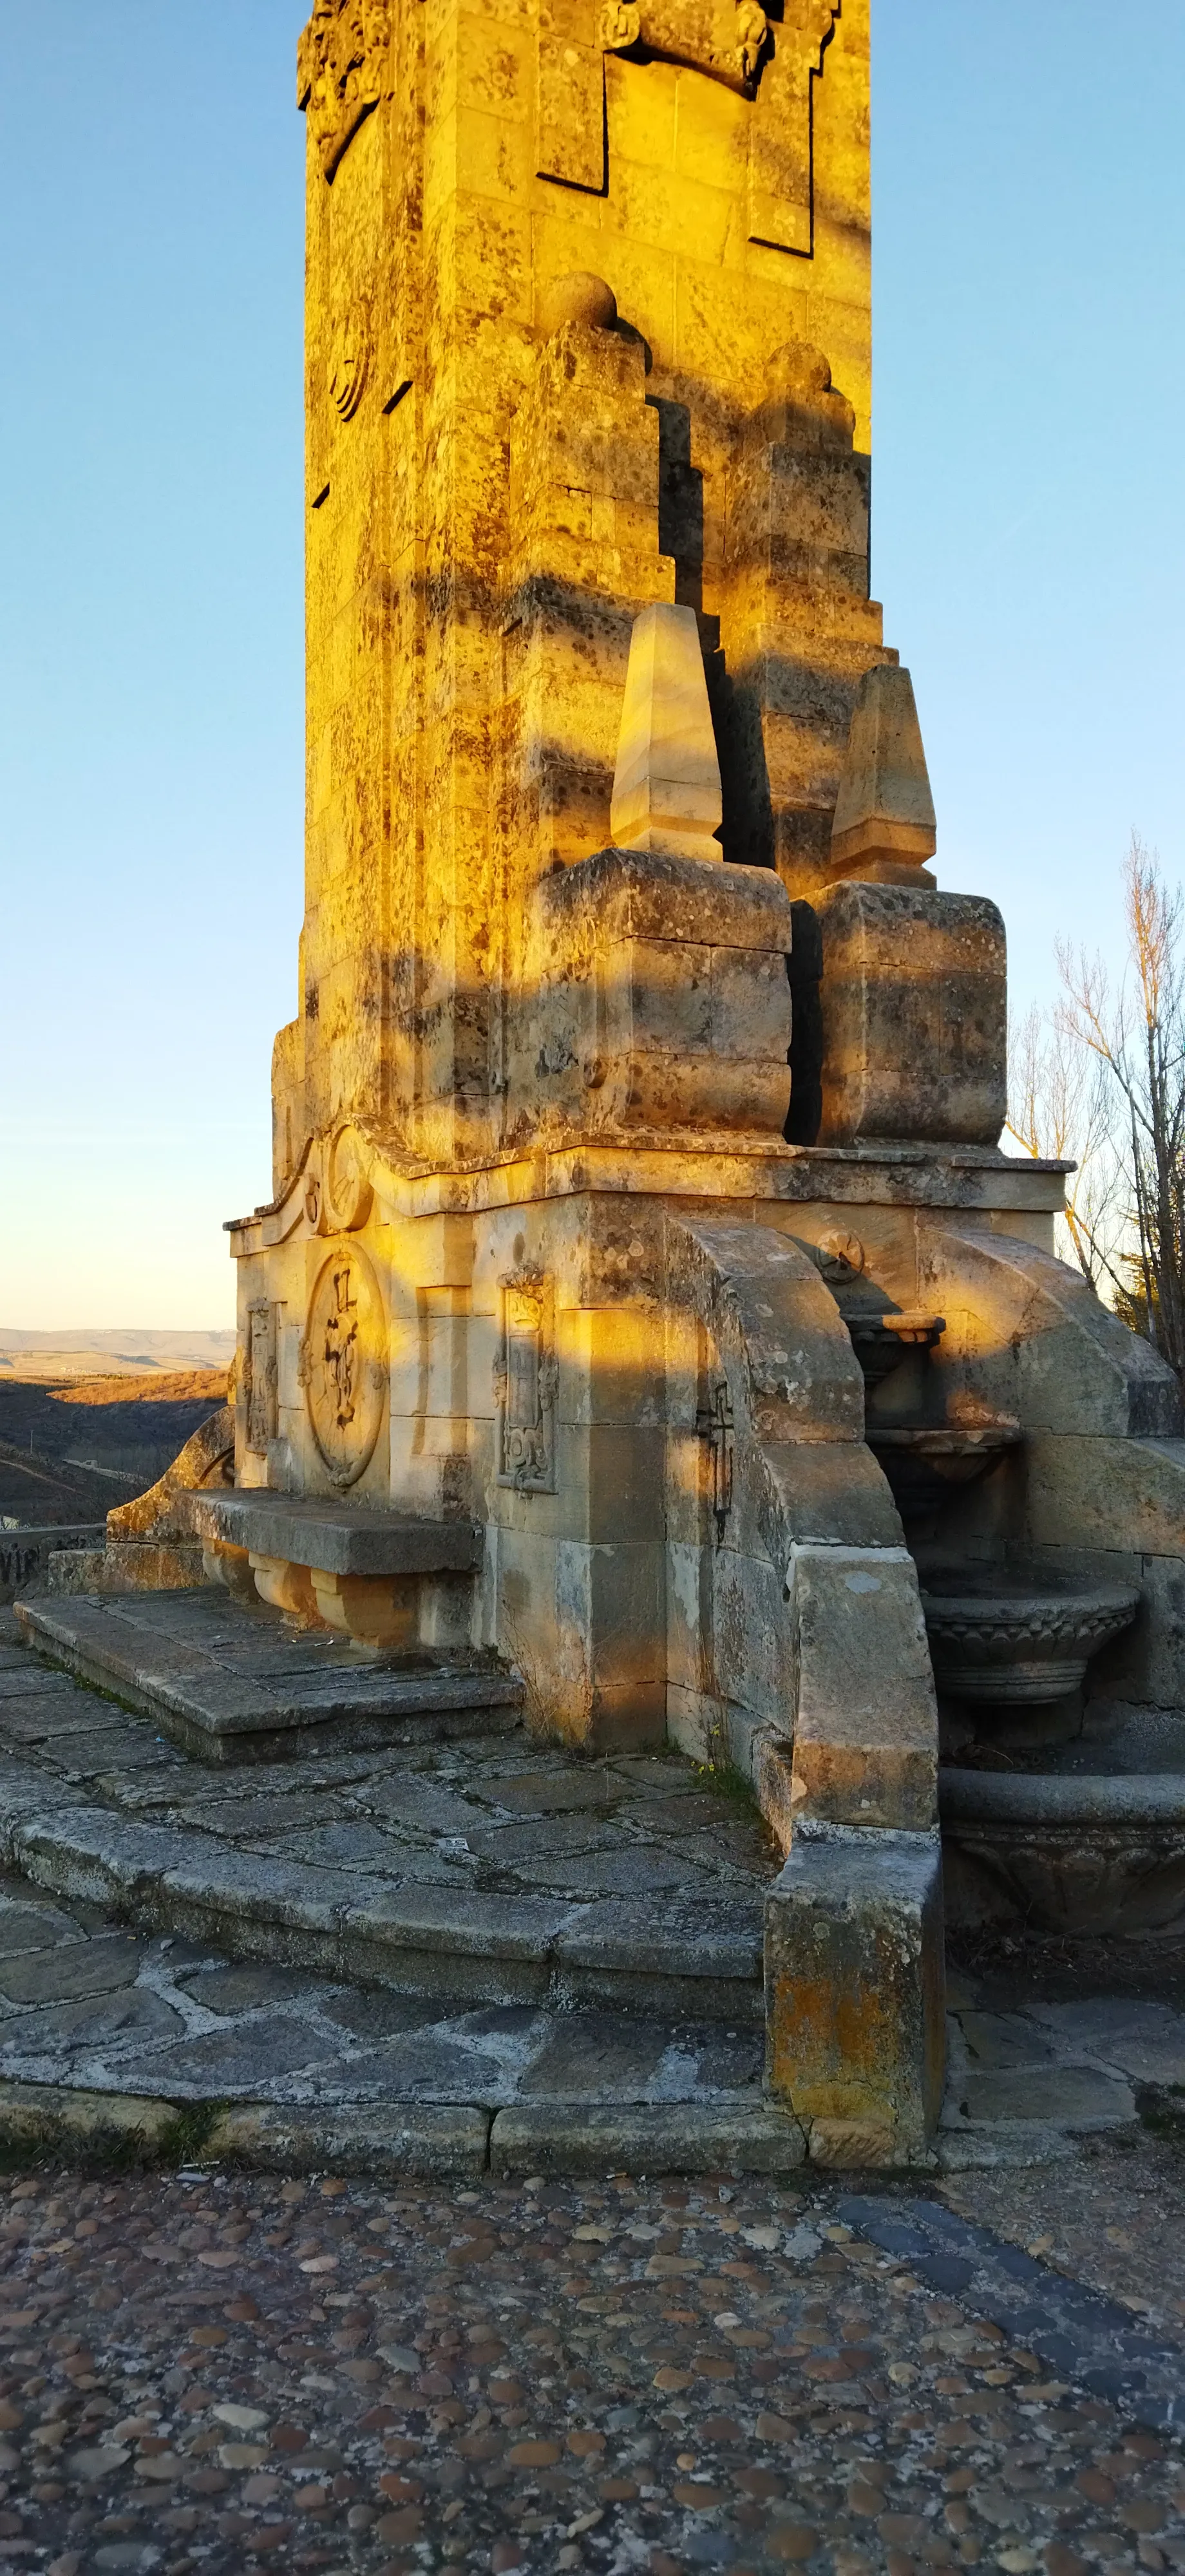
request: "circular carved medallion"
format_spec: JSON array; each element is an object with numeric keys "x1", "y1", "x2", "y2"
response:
[
  {"x1": 302, "y1": 1241, "x2": 387, "y2": 1488},
  {"x1": 325, "y1": 1123, "x2": 374, "y2": 1232},
  {"x1": 816, "y1": 1228, "x2": 866, "y2": 1283}
]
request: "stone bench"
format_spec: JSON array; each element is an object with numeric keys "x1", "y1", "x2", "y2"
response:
[{"x1": 185, "y1": 1491, "x2": 485, "y2": 1648}]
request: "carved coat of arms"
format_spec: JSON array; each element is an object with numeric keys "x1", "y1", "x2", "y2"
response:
[{"x1": 298, "y1": 0, "x2": 392, "y2": 180}]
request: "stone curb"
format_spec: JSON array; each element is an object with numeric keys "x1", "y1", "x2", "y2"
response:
[
  {"x1": 205, "y1": 2101, "x2": 491, "y2": 2179},
  {"x1": 488, "y1": 2103, "x2": 809, "y2": 2176},
  {"x1": 841, "y1": 2192, "x2": 1185, "y2": 2433},
  {"x1": 0, "y1": 2079, "x2": 810, "y2": 2181},
  {"x1": 0, "y1": 2079, "x2": 186, "y2": 2164}
]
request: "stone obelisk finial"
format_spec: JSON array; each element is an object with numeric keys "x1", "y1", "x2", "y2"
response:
[
  {"x1": 828, "y1": 664, "x2": 937, "y2": 888},
  {"x1": 609, "y1": 603, "x2": 723, "y2": 863}
]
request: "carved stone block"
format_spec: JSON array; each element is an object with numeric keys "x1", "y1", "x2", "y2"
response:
[
  {"x1": 813, "y1": 881, "x2": 1007, "y2": 1146},
  {"x1": 525, "y1": 844, "x2": 793, "y2": 1145},
  {"x1": 244, "y1": 1302, "x2": 280, "y2": 1457}
]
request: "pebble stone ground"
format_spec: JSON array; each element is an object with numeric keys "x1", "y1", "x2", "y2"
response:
[{"x1": 1, "y1": 2133, "x2": 1184, "y2": 2576}]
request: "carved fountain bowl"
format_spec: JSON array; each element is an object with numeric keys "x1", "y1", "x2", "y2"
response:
[
  {"x1": 846, "y1": 1310, "x2": 945, "y2": 1388},
  {"x1": 922, "y1": 1570, "x2": 1141, "y2": 1706},
  {"x1": 868, "y1": 1421, "x2": 1022, "y2": 1519}
]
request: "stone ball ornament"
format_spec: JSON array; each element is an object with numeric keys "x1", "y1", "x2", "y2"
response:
[{"x1": 537, "y1": 271, "x2": 619, "y2": 337}]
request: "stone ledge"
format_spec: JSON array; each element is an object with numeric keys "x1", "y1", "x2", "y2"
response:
[
  {"x1": 188, "y1": 1491, "x2": 484, "y2": 1577},
  {"x1": 942, "y1": 1766, "x2": 1185, "y2": 1824}
]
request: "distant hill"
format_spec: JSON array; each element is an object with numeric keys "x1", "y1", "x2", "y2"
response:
[
  {"x1": 0, "y1": 1367, "x2": 231, "y2": 1522},
  {"x1": 0, "y1": 1329, "x2": 235, "y2": 1378}
]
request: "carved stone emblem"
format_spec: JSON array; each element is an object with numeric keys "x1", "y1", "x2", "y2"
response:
[
  {"x1": 495, "y1": 1270, "x2": 557, "y2": 1493},
  {"x1": 600, "y1": 1, "x2": 641, "y2": 51},
  {"x1": 298, "y1": 0, "x2": 391, "y2": 182},
  {"x1": 301, "y1": 1242, "x2": 387, "y2": 1486},
  {"x1": 599, "y1": 0, "x2": 768, "y2": 90}
]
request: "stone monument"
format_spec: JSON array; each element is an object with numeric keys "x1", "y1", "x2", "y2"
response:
[{"x1": 29, "y1": 0, "x2": 1185, "y2": 2167}]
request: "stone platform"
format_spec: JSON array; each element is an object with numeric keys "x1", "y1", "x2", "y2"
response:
[
  {"x1": 16, "y1": 1586, "x2": 522, "y2": 1761},
  {"x1": 0, "y1": 1862, "x2": 785, "y2": 2178}
]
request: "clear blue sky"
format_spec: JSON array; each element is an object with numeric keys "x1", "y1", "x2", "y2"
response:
[{"x1": 2, "y1": 3, "x2": 1182, "y2": 1329}]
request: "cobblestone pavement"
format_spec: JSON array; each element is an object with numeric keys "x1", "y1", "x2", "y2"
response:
[{"x1": 1, "y1": 2143, "x2": 1184, "y2": 2576}]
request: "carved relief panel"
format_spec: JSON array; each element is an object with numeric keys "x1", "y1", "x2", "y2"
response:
[
  {"x1": 495, "y1": 1271, "x2": 558, "y2": 1493},
  {"x1": 244, "y1": 1300, "x2": 281, "y2": 1457}
]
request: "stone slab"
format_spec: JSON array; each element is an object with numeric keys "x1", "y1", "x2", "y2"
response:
[
  {"x1": 0, "y1": 1935, "x2": 145, "y2": 2006},
  {"x1": 1025, "y1": 1996, "x2": 1185, "y2": 2086},
  {"x1": 951, "y1": 2066, "x2": 1136, "y2": 2130},
  {"x1": 0, "y1": 1895, "x2": 88, "y2": 1956},
  {"x1": 188, "y1": 1490, "x2": 484, "y2": 1575},
  {"x1": 0, "y1": 1667, "x2": 93, "y2": 1702}
]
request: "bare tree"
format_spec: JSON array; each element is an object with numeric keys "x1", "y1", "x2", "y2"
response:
[
  {"x1": 1006, "y1": 999, "x2": 1121, "y2": 1291},
  {"x1": 1056, "y1": 835, "x2": 1185, "y2": 1384}
]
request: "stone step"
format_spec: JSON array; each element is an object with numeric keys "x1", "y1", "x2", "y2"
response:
[
  {"x1": 15, "y1": 1587, "x2": 522, "y2": 1763},
  {"x1": 3, "y1": 1794, "x2": 764, "y2": 2025},
  {"x1": 0, "y1": 1855, "x2": 789, "y2": 2177},
  {"x1": 0, "y1": 1628, "x2": 769, "y2": 2025}
]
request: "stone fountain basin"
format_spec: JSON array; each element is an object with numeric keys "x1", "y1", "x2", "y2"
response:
[
  {"x1": 921, "y1": 1572, "x2": 1140, "y2": 1705},
  {"x1": 941, "y1": 1705, "x2": 1185, "y2": 1935},
  {"x1": 846, "y1": 1310, "x2": 945, "y2": 1387},
  {"x1": 869, "y1": 1422, "x2": 1022, "y2": 1519}
]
